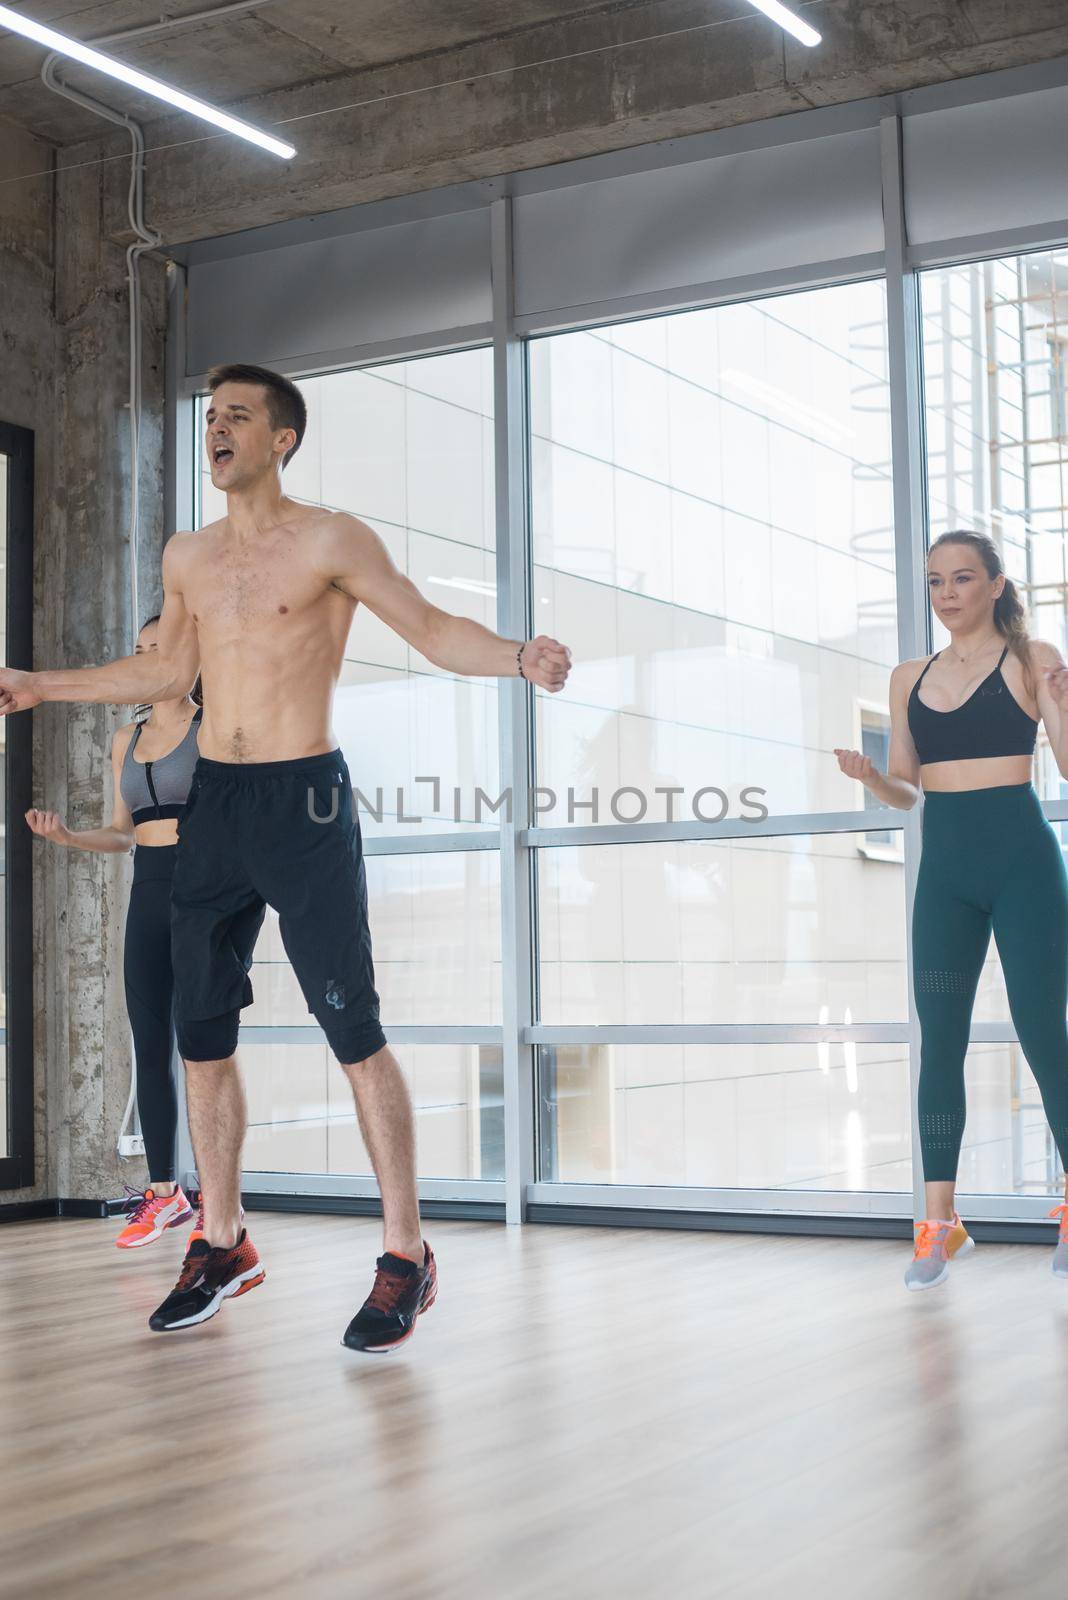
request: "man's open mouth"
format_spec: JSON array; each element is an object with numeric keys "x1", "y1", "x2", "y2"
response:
[{"x1": 213, "y1": 445, "x2": 234, "y2": 465}]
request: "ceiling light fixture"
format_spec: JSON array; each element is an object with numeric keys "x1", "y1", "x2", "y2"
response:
[
  {"x1": 0, "y1": 3, "x2": 296, "y2": 157},
  {"x1": 745, "y1": 0, "x2": 821, "y2": 48}
]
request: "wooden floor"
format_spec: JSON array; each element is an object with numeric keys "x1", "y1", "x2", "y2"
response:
[{"x1": 2, "y1": 1214, "x2": 1068, "y2": 1600}]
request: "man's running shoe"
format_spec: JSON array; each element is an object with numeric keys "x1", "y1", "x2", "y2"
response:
[
  {"x1": 148, "y1": 1230, "x2": 265, "y2": 1332},
  {"x1": 115, "y1": 1183, "x2": 194, "y2": 1249},
  {"x1": 1049, "y1": 1204, "x2": 1068, "y2": 1277},
  {"x1": 188, "y1": 1198, "x2": 245, "y2": 1247},
  {"x1": 904, "y1": 1213, "x2": 974, "y2": 1291},
  {"x1": 342, "y1": 1242, "x2": 437, "y2": 1354}
]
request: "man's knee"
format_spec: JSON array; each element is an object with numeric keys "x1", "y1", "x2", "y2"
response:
[
  {"x1": 178, "y1": 1010, "x2": 240, "y2": 1064},
  {"x1": 328, "y1": 1017, "x2": 389, "y2": 1069}
]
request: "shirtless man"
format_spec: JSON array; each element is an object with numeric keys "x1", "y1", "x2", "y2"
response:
[{"x1": 0, "y1": 361, "x2": 572, "y2": 1349}]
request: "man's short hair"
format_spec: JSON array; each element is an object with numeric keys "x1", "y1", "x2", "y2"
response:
[{"x1": 206, "y1": 362, "x2": 307, "y2": 468}]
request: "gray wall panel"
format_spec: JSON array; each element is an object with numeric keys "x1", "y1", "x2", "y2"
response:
[
  {"x1": 513, "y1": 128, "x2": 883, "y2": 320},
  {"x1": 186, "y1": 207, "x2": 492, "y2": 376},
  {"x1": 183, "y1": 74, "x2": 1068, "y2": 374},
  {"x1": 904, "y1": 86, "x2": 1068, "y2": 247}
]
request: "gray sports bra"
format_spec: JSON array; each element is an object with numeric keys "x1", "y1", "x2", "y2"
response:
[{"x1": 120, "y1": 707, "x2": 202, "y2": 825}]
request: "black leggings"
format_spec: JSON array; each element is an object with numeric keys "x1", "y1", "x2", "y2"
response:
[{"x1": 124, "y1": 845, "x2": 179, "y2": 1184}]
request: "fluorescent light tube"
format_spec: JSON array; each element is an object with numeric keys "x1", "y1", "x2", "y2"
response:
[
  {"x1": 745, "y1": 0, "x2": 822, "y2": 47},
  {"x1": 0, "y1": 3, "x2": 296, "y2": 158}
]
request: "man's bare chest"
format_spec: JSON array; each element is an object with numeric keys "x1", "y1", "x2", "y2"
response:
[{"x1": 187, "y1": 545, "x2": 326, "y2": 631}]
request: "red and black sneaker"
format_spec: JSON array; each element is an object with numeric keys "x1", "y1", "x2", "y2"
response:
[
  {"x1": 342, "y1": 1241, "x2": 436, "y2": 1354},
  {"x1": 148, "y1": 1229, "x2": 265, "y2": 1333}
]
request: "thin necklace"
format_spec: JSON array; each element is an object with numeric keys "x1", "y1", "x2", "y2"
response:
[{"x1": 947, "y1": 633, "x2": 1001, "y2": 666}]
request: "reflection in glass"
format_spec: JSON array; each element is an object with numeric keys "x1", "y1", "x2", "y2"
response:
[
  {"x1": 529, "y1": 283, "x2": 896, "y2": 823},
  {"x1": 538, "y1": 1037, "x2": 1066, "y2": 1199},
  {"x1": 537, "y1": 833, "x2": 907, "y2": 1026},
  {"x1": 538, "y1": 1042, "x2": 911, "y2": 1193},
  {"x1": 241, "y1": 1040, "x2": 503, "y2": 1181}
]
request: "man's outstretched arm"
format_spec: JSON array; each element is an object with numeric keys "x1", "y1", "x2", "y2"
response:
[
  {"x1": 0, "y1": 534, "x2": 201, "y2": 716},
  {"x1": 321, "y1": 513, "x2": 571, "y2": 693}
]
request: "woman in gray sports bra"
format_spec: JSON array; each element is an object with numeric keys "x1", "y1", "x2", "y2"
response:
[{"x1": 25, "y1": 615, "x2": 203, "y2": 1248}]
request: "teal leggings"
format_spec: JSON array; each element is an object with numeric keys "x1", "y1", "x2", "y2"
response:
[{"x1": 914, "y1": 782, "x2": 1068, "y2": 1183}]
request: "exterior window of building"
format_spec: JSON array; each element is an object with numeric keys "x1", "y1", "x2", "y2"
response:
[
  {"x1": 528, "y1": 282, "x2": 896, "y2": 827},
  {"x1": 530, "y1": 283, "x2": 909, "y2": 1200}
]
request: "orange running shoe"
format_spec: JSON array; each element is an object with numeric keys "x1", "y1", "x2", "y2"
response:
[
  {"x1": 116, "y1": 1184, "x2": 194, "y2": 1249},
  {"x1": 149, "y1": 1230, "x2": 265, "y2": 1332},
  {"x1": 905, "y1": 1212, "x2": 974, "y2": 1291}
]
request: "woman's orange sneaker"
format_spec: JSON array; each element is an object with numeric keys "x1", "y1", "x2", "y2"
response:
[
  {"x1": 116, "y1": 1184, "x2": 194, "y2": 1249},
  {"x1": 904, "y1": 1212, "x2": 974, "y2": 1290}
]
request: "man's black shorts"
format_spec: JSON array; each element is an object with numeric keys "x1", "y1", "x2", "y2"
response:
[{"x1": 171, "y1": 748, "x2": 387, "y2": 1065}]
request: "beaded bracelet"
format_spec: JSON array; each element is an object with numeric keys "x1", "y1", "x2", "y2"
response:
[{"x1": 517, "y1": 643, "x2": 528, "y2": 680}]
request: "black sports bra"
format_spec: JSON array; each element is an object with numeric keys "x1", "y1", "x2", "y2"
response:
[{"x1": 907, "y1": 645, "x2": 1037, "y2": 766}]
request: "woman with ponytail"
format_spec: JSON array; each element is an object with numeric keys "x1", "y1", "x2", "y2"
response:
[
  {"x1": 25, "y1": 615, "x2": 203, "y2": 1248},
  {"x1": 834, "y1": 529, "x2": 1068, "y2": 1289}
]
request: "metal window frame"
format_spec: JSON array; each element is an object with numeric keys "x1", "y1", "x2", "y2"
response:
[
  {"x1": 164, "y1": 64, "x2": 1068, "y2": 1232},
  {"x1": 0, "y1": 421, "x2": 35, "y2": 1190},
  {"x1": 881, "y1": 113, "x2": 932, "y2": 1225},
  {"x1": 181, "y1": 325, "x2": 495, "y2": 398}
]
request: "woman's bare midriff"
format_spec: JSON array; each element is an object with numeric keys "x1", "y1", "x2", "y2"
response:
[
  {"x1": 919, "y1": 754, "x2": 1034, "y2": 792},
  {"x1": 134, "y1": 819, "x2": 181, "y2": 847}
]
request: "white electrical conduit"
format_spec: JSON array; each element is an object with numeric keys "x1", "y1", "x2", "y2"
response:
[
  {"x1": 39, "y1": 0, "x2": 275, "y2": 1158},
  {"x1": 7, "y1": 1, "x2": 296, "y2": 155},
  {"x1": 80, "y1": 0, "x2": 277, "y2": 48}
]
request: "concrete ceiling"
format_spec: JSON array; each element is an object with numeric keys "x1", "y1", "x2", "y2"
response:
[
  {"x1": 0, "y1": 0, "x2": 616, "y2": 144},
  {"x1": 3, "y1": 0, "x2": 1068, "y2": 246},
  {"x1": 2, "y1": 0, "x2": 1068, "y2": 151}
]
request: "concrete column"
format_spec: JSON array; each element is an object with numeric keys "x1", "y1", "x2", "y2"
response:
[
  {"x1": 0, "y1": 123, "x2": 167, "y2": 1204},
  {"x1": 51, "y1": 138, "x2": 167, "y2": 1200}
]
